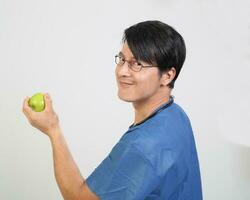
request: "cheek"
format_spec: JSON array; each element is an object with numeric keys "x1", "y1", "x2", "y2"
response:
[
  {"x1": 115, "y1": 66, "x2": 118, "y2": 76},
  {"x1": 135, "y1": 75, "x2": 160, "y2": 95},
  {"x1": 115, "y1": 68, "x2": 119, "y2": 83}
]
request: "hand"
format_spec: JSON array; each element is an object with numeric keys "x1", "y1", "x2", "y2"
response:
[{"x1": 22, "y1": 93, "x2": 60, "y2": 138}]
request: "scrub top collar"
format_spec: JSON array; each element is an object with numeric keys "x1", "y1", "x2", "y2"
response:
[{"x1": 129, "y1": 95, "x2": 175, "y2": 129}]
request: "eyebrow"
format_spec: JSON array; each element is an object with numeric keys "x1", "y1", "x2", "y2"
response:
[{"x1": 119, "y1": 51, "x2": 135, "y2": 59}]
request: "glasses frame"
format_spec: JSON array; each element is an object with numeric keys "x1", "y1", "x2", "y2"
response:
[{"x1": 115, "y1": 55, "x2": 157, "y2": 72}]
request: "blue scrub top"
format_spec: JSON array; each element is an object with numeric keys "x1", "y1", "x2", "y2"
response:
[{"x1": 86, "y1": 96, "x2": 203, "y2": 200}]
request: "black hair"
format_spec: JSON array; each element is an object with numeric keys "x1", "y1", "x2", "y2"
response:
[{"x1": 122, "y1": 20, "x2": 186, "y2": 89}]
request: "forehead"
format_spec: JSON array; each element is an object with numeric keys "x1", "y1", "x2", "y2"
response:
[{"x1": 120, "y1": 42, "x2": 135, "y2": 59}]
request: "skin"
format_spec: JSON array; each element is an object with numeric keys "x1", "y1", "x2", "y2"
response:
[
  {"x1": 115, "y1": 42, "x2": 176, "y2": 125},
  {"x1": 22, "y1": 42, "x2": 176, "y2": 200}
]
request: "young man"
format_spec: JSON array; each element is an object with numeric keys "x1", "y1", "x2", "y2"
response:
[{"x1": 23, "y1": 20, "x2": 203, "y2": 200}]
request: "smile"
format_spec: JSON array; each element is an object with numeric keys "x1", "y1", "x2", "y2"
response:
[{"x1": 119, "y1": 81, "x2": 133, "y2": 87}]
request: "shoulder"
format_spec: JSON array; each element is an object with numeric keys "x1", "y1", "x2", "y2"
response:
[
  {"x1": 161, "y1": 102, "x2": 192, "y2": 125},
  {"x1": 130, "y1": 103, "x2": 193, "y2": 146},
  {"x1": 118, "y1": 102, "x2": 194, "y2": 173}
]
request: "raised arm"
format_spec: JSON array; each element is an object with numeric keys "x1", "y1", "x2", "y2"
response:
[{"x1": 22, "y1": 93, "x2": 99, "y2": 200}]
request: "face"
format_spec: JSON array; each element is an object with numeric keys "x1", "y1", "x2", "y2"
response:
[{"x1": 115, "y1": 42, "x2": 163, "y2": 103}]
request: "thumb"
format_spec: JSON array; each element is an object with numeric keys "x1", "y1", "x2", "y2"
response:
[{"x1": 23, "y1": 96, "x2": 33, "y2": 115}]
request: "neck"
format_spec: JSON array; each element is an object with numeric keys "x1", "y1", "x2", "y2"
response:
[{"x1": 132, "y1": 89, "x2": 171, "y2": 125}]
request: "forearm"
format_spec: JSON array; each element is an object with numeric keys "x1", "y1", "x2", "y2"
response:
[{"x1": 49, "y1": 126, "x2": 85, "y2": 200}]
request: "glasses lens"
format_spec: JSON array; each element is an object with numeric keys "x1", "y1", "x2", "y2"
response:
[
  {"x1": 115, "y1": 56, "x2": 118, "y2": 64},
  {"x1": 131, "y1": 63, "x2": 141, "y2": 72},
  {"x1": 115, "y1": 55, "x2": 142, "y2": 72},
  {"x1": 115, "y1": 55, "x2": 122, "y2": 65}
]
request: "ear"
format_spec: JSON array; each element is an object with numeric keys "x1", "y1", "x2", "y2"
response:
[{"x1": 160, "y1": 67, "x2": 176, "y2": 86}]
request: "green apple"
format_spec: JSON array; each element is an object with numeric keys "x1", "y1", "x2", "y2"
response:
[{"x1": 28, "y1": 93, "x2": 45, "y2": 112}]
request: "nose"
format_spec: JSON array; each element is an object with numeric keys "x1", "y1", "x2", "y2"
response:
[{"x1": 116, "y1": 61, "x2": 132, "y2": 77}]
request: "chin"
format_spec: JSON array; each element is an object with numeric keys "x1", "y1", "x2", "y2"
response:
[{"x1": 117, "y1": 92, "x2": 134, "y2": 102}]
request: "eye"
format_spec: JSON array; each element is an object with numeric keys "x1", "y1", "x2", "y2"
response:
[{"x1": 136, "y1": 61, "x2": 142, "y2": 66}]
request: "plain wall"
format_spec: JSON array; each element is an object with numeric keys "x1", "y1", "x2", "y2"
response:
[{"x1": 0, "y1": 0, "x2": 250, "y2": 199}]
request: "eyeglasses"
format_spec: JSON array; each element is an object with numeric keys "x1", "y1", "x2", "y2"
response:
[{"x1": 115, "y1": 55, "x2": 157, "y2": 72}]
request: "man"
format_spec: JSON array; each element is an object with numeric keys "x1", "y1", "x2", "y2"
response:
[{"x1": 23, "y1": 20, "x2": 203, "y2": 200}]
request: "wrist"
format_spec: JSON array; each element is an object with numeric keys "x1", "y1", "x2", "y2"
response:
[{"x1": 48, "y1": 125, "x2": 62, "y2": 141}]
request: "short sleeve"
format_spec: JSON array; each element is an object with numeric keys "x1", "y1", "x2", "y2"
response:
[{"x1": 86, "y1": 142, "x2": 161, "y2": 200}]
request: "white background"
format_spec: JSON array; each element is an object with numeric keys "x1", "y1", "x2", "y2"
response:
[{"x1": 0, "y1": 0, "x2": 250, "y2": 199}]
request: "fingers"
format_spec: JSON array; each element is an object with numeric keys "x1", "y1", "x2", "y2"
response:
[
  {"x1": 44, "y1": 93, "x2": 53, "y2": 111},
  {"x1": 22, "y1": 96, "x2": 33, "y2": 116},
  {"x1": 22, "y1": 93, "x2": 53, "y2": 115}
]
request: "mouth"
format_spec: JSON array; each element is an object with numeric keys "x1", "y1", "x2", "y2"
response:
[{"x1": 119, "y1": 81, "x2": 134, "y2": 88}]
